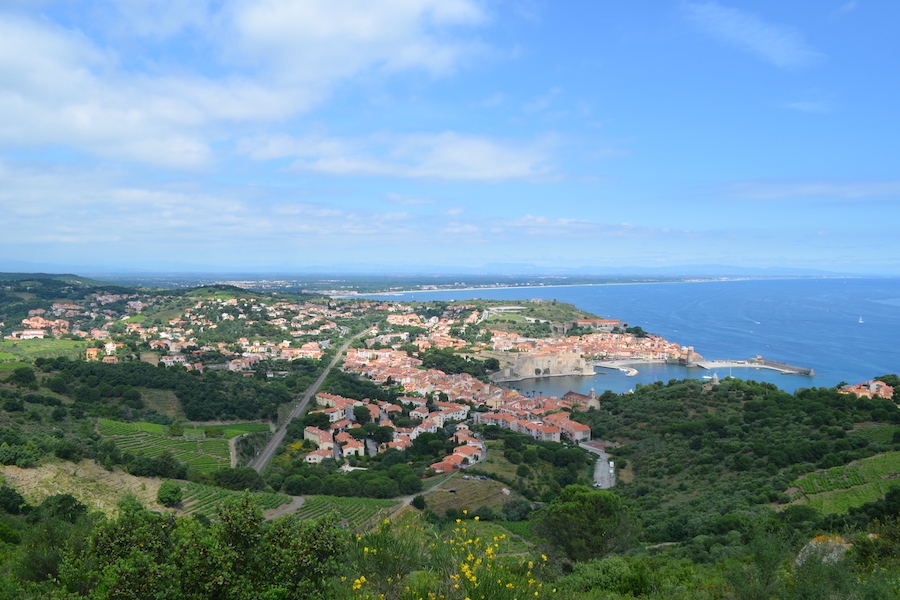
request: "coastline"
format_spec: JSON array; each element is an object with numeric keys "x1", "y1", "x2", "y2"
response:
[
  {"x1": 349, "y1": 275, "x2": 859, "y2": 298},
  {"x1": 342, "y1": 276, "x2": 828, "y2": 299}
]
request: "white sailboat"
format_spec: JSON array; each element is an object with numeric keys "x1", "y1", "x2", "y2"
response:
[{"x1": 859, "y1": 316, "x2": 864, "y2": 324}]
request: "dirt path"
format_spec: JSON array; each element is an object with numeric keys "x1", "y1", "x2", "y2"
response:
[
  {"x1": 263, "y1": 495, "x2": 306, "y2": 519},
  {"x1": 229, "y1": 436, "x2": 238, "y2": 468}
]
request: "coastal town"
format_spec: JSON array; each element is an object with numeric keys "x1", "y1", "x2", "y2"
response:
[{"x1": 2, "y1": 284, "x2": 890, "y2": 480}]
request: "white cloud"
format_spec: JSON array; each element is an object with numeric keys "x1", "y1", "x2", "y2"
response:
[
  {"x1": 0, "y1": 1, "x2": 489, "y2": 167},
  {"x1": 228, "y1": 0, "x2": 487, "y2": 79},
  {"x1": 731, "y1": 180, "x2": 900, "y2": 200},
  {"x1": 241, "y1": 131, "x2": 554, "y2": 181},
  {"x1": 0, "y1": 15, "x2": 295, "y2": 167},
  {"x1": 684, "y1": 2, "x2": 822, "y2": 69}
]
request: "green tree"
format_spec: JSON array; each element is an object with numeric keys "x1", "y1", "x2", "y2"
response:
[
  {"x1": 354, "y1": 405, "x2": 372, "y2": 425},
  {"x1": 301, "y1": 411, "x2": 331, "y2": 430},
  {"x1": 10, "y1": 366, "x2": 36, "y2": 387},
  {"x1": 0, "y1": 485, "x2": 28, "y2": 515},
  {"x1": 533, "y1": 484, "x2": 640, "y2": 563},
  {"x1": 372, "y1": 425, "x2": 395, "y2": 444},
  {"x1": 156, "y1": 481, "x2": 183, "y2": 507}
]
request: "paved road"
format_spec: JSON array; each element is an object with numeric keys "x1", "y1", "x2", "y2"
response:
[
  {"x1": 249, "y1": 328, "x2": 372, "y2": 473},
  {"x1": 580, "y1": 442, "x2": 616, "y2": 489}
]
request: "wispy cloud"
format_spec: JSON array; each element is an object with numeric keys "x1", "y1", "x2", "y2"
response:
[
  {"x1": 684, "y1": 2, "x2": 822, "y2": 69},
  {"x1": 524, "y1": 87, "x2": 563, "y2": 113},
  {"x1": 386, "y1": 193, "x2": 436, "y2": 206},
  {"x1": 443, "y1": 222, "x2": 478, "y2": 234},
  {"x1": 241, "y1": 131, "x2": 556, "y2": 181},
  {"x1": 505, "y1": 215, "x2": 664, "y2": 238},
  {"x1": 481, "y1": 92, "x2": 505, "y2": 107},
  {"x1": 0, "y1": 161, "x2": 423, "y2": 247},
  {"x1": 783, "y1": 100, "x2": 831, "y2": 114},
  {"x1": 731, "y1": 180, "x2": 900, "y2": 200}
]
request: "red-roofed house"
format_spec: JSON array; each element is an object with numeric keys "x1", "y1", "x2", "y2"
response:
[
  {"x1": 303, "y1": 427, "x2": 334, "y2": 450},
  {"x1": 544, "y1": 412, "x2": 592, "y2": 442},
  {"x1": 341, "y1": 439, "x2": 366, "y2": 457},
  {"x1": 453, "y1": 445, "x2": 482, "y2": 463},
  {"x1": 305, "y1": 448, "x2": 333, "y2": 464}
]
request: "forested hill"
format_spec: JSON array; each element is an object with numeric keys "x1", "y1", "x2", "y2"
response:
[
  {"x1": 0, "y1": 273, "x2": 111, "y2": 285},
  {"x1": 571, "y1": 377, "x2": 900, "y2": 560}
]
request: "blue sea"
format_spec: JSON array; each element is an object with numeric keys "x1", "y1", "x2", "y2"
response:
[{"x1": 367, "y1": 278, "x2": 900, "y2": 396}]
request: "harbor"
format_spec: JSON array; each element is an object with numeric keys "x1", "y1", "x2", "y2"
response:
[
  {"x1": 693, "y1": 356, "x2": 814, "y2": 377},
  {"x1": 589, "y1": 356, "x2": 814, "y2": 378}
]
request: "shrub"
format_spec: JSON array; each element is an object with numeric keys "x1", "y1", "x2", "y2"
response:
[{"x1": 157, "y1": 481, "x2": 183, "y2": 507}]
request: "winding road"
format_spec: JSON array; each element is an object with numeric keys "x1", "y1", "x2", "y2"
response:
[
  {"x1": 249, "y1": 328, "x2": 373, "y2": 473},
  {"x1": 580, "y1": 441, "x2": 616, "y2": 489}
]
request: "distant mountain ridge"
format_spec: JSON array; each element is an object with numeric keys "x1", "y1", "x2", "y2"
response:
[{"x1": 0, "y1": 272, "x2": 110, "y2": 286}]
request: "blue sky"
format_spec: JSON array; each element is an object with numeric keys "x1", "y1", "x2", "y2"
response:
[{"x1": 1, "y1": 1, "x2": 898, "y2": 274}]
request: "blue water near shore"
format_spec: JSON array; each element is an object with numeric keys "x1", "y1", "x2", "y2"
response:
[{"x1": 367, "y1": 278, "x2": 900, "y2": 396}]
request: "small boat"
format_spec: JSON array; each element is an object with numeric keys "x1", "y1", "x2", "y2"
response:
[{"x1": 859, "y1": 316, "x2": 864, "y2": 324}]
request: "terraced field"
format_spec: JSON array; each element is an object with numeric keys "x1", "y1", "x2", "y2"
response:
[
  {"x1": 792, "y1": 451, "x2": 900, "y2": 513},
  {"x1": 854, "y1": 424, "x2": 900, "y2": 445},
  {"x1": 98, "y1": 419, "x2": 271, "y2": 473},
  {"x1": 179, "y1": 481, "x2": 291, "y2": 518},
  {"x1": 293, "y1": 495, "x2": 398, "y2": 528}
]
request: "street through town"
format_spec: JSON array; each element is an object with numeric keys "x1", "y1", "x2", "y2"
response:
[{"x1": 249, "y1": 328, "x2": 373, "y2": 473}]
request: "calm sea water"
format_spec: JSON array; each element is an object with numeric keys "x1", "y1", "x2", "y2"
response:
[{"x1": 367, "y1": 278, "x2": 900, "y2": 395}]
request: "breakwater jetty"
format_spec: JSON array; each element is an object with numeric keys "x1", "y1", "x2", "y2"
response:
[{"x1": 694, "y1": 355, "x2": 814, "y2": 377}]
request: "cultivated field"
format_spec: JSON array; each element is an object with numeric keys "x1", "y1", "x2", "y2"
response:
[
  {"x1": 0, "y1": 361, "x2": 30, "y2": 371},
  {"x1": 0, "y1": 338, "x2": 91, "y2": 360},
  {"x1": 98, "y1": 418, "x2": 271, "y2": 473},
  {"x1": 853, "y1": 424, "x2": 900, "y2": 445},
  {"x1": 791, "y1": 451, "x2": 900, "y2": 513},
  {"x1": 293, "y1": 495, "x2": 398, "y2": 528},
  {"x1": 179, "y1": 481, "x2": 290, "y2": 518}
]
